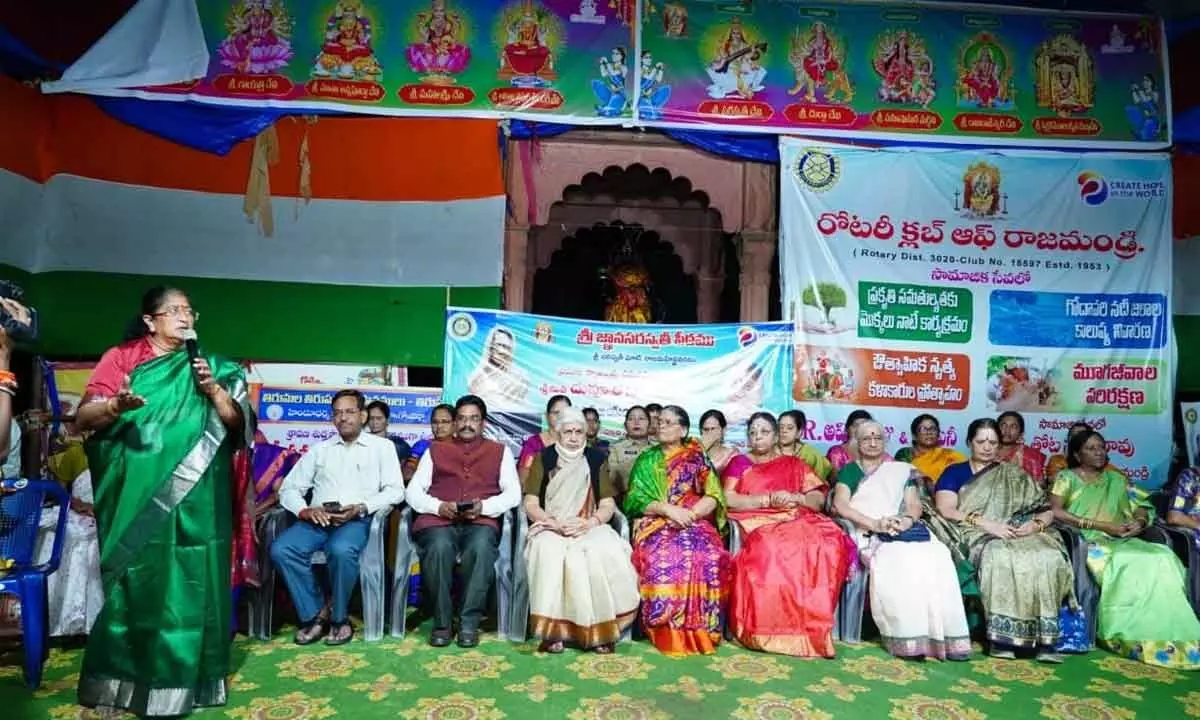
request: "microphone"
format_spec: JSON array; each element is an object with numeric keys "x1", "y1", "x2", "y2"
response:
[{"x1": 182, "y1": 329, "x2": 201, "y2": 383}]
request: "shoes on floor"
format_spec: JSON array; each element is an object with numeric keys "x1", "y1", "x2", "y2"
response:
[
  {"x1": 458, "y1": 629, "x2": 480, "y2": 648},
  {"x1": 429, "y1": 628, "x2": 453, "y2": 648}
]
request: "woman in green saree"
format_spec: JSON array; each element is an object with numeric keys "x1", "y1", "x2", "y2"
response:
[
  {"x1": 75, "y1": 287, "x2": 252, "y2": 716},
  {"x1": 928, "y1": 418, "x2": 1075, "y2": 662},
  {"x1": 1050, "y1": 430, "x2": 1200, "y2": 670}
]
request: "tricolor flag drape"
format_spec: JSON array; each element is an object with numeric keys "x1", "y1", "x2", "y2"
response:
[{"x1": 0, "y1": 77, "x2": 504, "y2": 365}]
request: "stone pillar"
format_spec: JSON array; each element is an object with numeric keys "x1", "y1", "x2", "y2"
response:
[
  {"x1": 739, "y1": 232, "x2": 776, "y2": 322},
  {"x1": 503, "y1": 224, "x2": 530, "y2": 311},
  {"x1": 696, "y1": 273, "x2": 722, "y2": 323},
  {"x1": 738, "y1": 162, "x2": 779, "y2": 322}
]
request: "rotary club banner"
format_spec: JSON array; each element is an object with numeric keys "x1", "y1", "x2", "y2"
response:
[
  {"x1": 779, "y1": 137, "x2": 1173, "y2": 486},
  {"x1": 638, "y1": 0, "x2": 1168, "y2": 147},
  {"x1": 1182, "y1": 402, "x2": 1200, "y2": 467},
  {"x1": 147, "y1": 0, "x2": 637, "y2": 122},
  {"x1": 442, "y1": 307, "x2": 794, "y2": 450}
]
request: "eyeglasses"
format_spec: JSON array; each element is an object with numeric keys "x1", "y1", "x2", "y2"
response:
[
  {"x1": 153, "y1": 305, "x2": 199, "y2": 322},
  {"x1": 916, "y1": 425, "x2": 939, "y2": 434}
]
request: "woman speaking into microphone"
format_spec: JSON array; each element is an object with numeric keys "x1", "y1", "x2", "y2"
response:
[{"x1": 74, "y1": 286, "x2": 252, "y2": 717}]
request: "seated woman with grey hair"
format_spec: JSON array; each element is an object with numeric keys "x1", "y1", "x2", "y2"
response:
[{"x1": 522, "y1": 407, "x2": 640, "y2": 654}]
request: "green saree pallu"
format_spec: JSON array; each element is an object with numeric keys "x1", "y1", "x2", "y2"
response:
[
  {"x1": 1053, "y1": 469, "x2": 1200, "y2": 670},
  {"x1": 79, "y1": 350, "x2": 251, "y2": 716}
]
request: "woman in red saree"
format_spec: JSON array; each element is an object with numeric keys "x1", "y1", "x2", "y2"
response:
[
  {"x1": 625, "y1": 405, "x2": 730, "y2": 656},
  {"x1": 725, "y1": 412, "x2": 853, "y2": 657}
]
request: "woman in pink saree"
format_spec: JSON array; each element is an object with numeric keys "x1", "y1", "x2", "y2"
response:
[{"x1": 725, "y1": 412, "x2": 853, "y2": 657}]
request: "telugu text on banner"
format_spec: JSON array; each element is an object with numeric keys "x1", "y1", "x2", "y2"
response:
[
  {"x1": 779, "y1": 137, "x2": 1173, "y2": 487},
  {"x1": 442, "y1": 307, "x2": 794, "y2": 450}
]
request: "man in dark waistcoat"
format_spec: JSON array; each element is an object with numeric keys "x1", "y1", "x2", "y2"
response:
[{"x1": 406, "y1": 395, "x2": 520, "y2": 647}]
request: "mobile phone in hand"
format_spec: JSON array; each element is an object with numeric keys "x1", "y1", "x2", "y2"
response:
[
  {"x1": 323, "y1": 502, "x2": 343, "y2": 513},
  {"x1": 456, "y1": 501, "x2": 474, "y2": 514}
]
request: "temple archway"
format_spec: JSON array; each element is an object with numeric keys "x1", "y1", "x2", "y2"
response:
[
  {"x1": 524, "y1": 162, "x2": 724, "y2": 323},
  {"x1": 504, "y1": 130, "x2": 779, "y2": 322},
  {"x1": 532, "y1": 221, "x2": 698, "y2": 323}
]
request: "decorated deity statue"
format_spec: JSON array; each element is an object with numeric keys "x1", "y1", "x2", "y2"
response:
[
  {"x1": 1034, "y1": 34, "x2": 1095, "y2": 116},
  {"x1": 312, "y1": 0, "x2": 383, "y2": 81},
  {"x1": 963, "y1": 161, "x2": 1002, "y2": 217},
  {"x1": 662, "y1": 2, "x2": 687, "y2": 37},
  {"x1": 705, "y1": 17, "x2": 767, "y2": 100},
  {"x1": 787, "y1": 22, "x2": 852, "y2": 102},
  {"x1": 501, "y1": 0, "x2": 555, "y2": 81},
  {"x1": 406, "y1": 0, "x2": 471, "y2": 80},
  {"x1": 605, "y1": 265, "x2": 652, "y2": 324},
  {"x1": 217, "y1": 0, "x2": 293, "y2": 75}
]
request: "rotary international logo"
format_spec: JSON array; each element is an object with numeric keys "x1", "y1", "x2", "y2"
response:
[
  {"x1": 447, "y1": 312, "x2": 477, "y2": 341},
  {"x1": 794, "y1": 149, "x2": 840, "y2": 192}
]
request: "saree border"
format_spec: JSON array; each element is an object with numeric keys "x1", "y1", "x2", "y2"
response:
[
  {"x1": 79, "y1": 675, "x2": 228, "y2": 717},
  {"x1": 98, "y1": 376, "x2": 251, "y2": 590}
]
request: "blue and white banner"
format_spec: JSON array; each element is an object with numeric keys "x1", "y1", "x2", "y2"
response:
[
  {"x1": 253, "y1": 384, "x2": 442, "y2": 452},
  {"x1": 780, "y1": 137, "x2": 1173, "y2": 487},
  {"x1": 442, "y1": 307, "x2": 794, "y2": 450}
]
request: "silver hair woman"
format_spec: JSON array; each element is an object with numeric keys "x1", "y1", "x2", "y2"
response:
[{"x1": 521, "y1": 407, "x2": 640, "y2": 654}]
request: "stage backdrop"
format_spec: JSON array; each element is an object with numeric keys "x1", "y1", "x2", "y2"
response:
[
  {"x1": 140, "y1": 1, "x2": 637, "y2": 123},
  {"x1": 779, "y1": 137, "x2": 1173, "y2": 487},
  {"x1": 442, "y1": 307, "x2": 793, "y2": 450},
  {"x1": 639, "y1": 0, "x2": 1168, "y2": 148}
]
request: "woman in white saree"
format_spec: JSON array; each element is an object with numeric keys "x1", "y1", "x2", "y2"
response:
[
  {"x1": 522, "y1": 407, "x2": 640, "y2": 654},
  {"x1": 833, "y1": 421, "x2": 972, "y2": 660}
]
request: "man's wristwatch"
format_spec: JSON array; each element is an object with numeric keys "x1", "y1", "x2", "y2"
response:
[{"x1": 357, "y1": 504, "x2": 368, "y2": 518}]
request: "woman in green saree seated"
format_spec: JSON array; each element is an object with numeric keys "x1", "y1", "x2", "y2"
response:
[
  {"x1": 75, "y1": 287, "x2": 252, "y2": 717},
  {"x1": 928, "y1": 418, "x2": 1075, "y2": 662},
  {"x1": 1050, "y1": 429, "x2": 1200, "y2": 670}
]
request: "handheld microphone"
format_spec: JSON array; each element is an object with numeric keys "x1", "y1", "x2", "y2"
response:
[{"x1": 182, "y1": 329, "x2": 201, "y2": 383}]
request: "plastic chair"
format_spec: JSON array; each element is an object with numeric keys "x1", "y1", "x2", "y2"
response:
[
  {"x1": 1055, "y1": 521, "x2": 1174, "y2": 646},
  {"x1": 0, "y1": 479, "x2": 70, "y2": 689},
  {"x1": 389, "y1": 506, "x2": 515, "y2": 639},
  {"x1": 1152, "y1": 493, "x2": 1200, "y2": 617},
  {"x1": 509, "y1": 504, "x2": 632, "y2": 643},
  {"x1": 247, "y1": 505, "x2": 393, "y2": 641},
  {"x1": 725, "y1": 513, "x2": 864, "y2": 643}
]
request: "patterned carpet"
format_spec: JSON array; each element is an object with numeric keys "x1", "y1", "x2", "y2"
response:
[{"x1": 2, "y1": 627, "x2": 1198, "y2": 720}]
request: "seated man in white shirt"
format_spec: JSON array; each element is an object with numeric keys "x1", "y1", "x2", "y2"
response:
[
  {"x1": 271, "y1": 389, "x2": 404, "y2": 646},
  {"x1": 407, "y1": 394, "x2": 520, "y2": 648}
]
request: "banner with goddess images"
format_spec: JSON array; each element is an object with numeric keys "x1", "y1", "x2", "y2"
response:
[
  {"x1": 142, "y1": 0, "x2": 637, "y2": 123},
  {"x1": 779, "y1": 137, "x2": 1173, "y2": 487},
  {"x1": 442, "y1": 307, "x2": 794, "y2": 452},
  {"x1": 638, "y1": 0, "x2": 1168, "y2": 147}
]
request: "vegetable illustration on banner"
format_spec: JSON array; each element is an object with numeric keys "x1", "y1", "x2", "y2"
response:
[{"x1": 779, "y1": 138, "x2": 1172, "y2": 487}]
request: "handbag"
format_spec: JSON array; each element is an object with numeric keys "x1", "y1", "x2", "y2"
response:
[
  {"x1": 1055, "y1": 606, "x2": 1090, "y2": 653},
  {"x1": 876, "y1": 521, "x2": 931, "y2": 543}
]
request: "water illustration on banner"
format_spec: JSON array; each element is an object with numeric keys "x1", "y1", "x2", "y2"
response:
[
  {"x1": 442, "y1": 307, "x2": 794, "y2": 450},
  {"x1": 779, "y1": 137, "x2": 1172, "y2": 486}
]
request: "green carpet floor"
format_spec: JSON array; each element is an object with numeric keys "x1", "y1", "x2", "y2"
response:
[{"x1": 3, "y1": 627, "x2": 1198, "y2": 719}]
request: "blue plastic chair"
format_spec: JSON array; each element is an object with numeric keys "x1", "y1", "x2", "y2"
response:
[{"x1": 0, "y1": 479, "x2": 70, "y2": 689}]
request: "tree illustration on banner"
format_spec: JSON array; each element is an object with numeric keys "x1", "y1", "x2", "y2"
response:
[{"x1": 803, "y1": 282, "x2": 846, "y2": 330}]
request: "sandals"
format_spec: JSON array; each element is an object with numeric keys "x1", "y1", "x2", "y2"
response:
[
  {"x1": 294, "y1": 619, "x2": 329, "y2": 645},
  {"x1": 539, "y1": 640, "x2": 565, "y2": 654},
  {"x1": 325, "y1": 622, "x2": 354, "y2": 646},
  {"x1": 593, "y1": 643, "x2": 615, "y2": 654}
]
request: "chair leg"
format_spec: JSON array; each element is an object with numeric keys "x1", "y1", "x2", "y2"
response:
[{"x1": 19, "y1": 575, "x2": 48, "y2": 689}]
